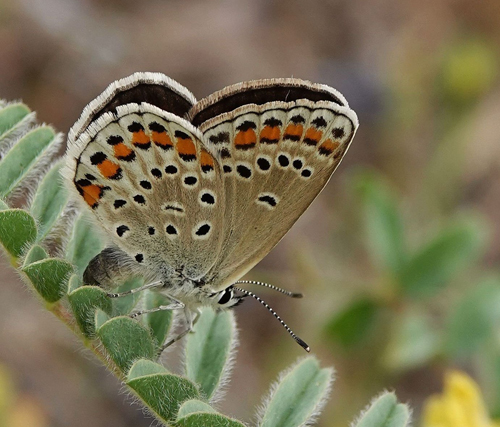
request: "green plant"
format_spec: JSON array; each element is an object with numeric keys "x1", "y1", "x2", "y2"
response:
[
  {"x1": 0, "y1": 100, "x2": 411, "y2": 426},
  {"x1": 325, "y1": 170, "x2": 487, "y2": 366}
]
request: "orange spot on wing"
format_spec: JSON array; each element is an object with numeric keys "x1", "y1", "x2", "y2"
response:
[
  {"x1": 98, "y1": 159, "x2": 121, "y2": 178},
  {"x1": 284, "y1": 124, "x2": 303, "y2": 140},
  {"x1": 152, "y1": 131, "x2": 173, "y2": 149},
  {"x1": 132, "y1": 130, "x2": 150, "y2": 146},
  {"x1": 201, "y1": 150, "x2": 214, "y2": 168},
  {"x1": 304, "y1": 128, "x2": 323, "y2": 145},
  {"x1": 260, "y1": 126, "x2": 280, "y2": 143},
  {"x1": 234, "y1": 129, "x2": 257, "y2": 149},
  {"x1": 113, "y1": 143, "x2": 133, "y2": 158},
  {"x1": 81, "y1": 184, "x2": 104, "y2": 208},
  {"x1": 318, "y1": 139, "x2": 340, "y2": 156},
  {"x1": 177, "y1": 137, "x2": 197, "y2": 158}
]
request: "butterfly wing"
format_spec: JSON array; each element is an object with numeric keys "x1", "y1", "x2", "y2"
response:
[
  {"x1": 190, "y1": 79, "x2": 358, "y2": 290},
  {"x1": 65, "y1": 73, "x2": 225, "y2": 281}
]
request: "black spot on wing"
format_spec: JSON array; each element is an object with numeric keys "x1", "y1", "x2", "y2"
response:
[
  {"x1": 184, "y1": 176, "x2": 198, "y2": 186},
  {"x1": 236, "y1": 121, "x2": 257, "y2": 131},
  {"x1": 151, "y1": 168, "x2": 162, "y2": 178},
  {"x1": 116, "y1": 225, "x2": 129, "y2": 237},
  {"x1": 195, "y1": 223, "x2": 211, "y2": 236},
  {"x1": 133, "y1": 194, "x2": 146, "y2": 205},
  {"x1": 278, "y1": 155, "x2": 290, "y2": 167},
  {"x1": 90, "y1": 152, "x2": 107, "y2": 165},
  {"x1": 165, "y1": 165, "x2": 178, "y2": 174},
  {"x1": 128, "y1": 122, "x2": 144, "y2": 132},
  {"x1": 200, "y1": 193, "x2": 215, "y2": 205},
  {"x1": 264, "y1": 117, "x2": 282, "y2": 127},
  {"x1": 258, "y1": 195, "x2": 277, "y2": 207},
  {"x1": 209, "y1": 132, "x2": 230, "y2": 144},
  {"x1": 107, "y1": 135, "x2": 123, "y2": 145},
  {"x1": 236, "y1": 164, "x2": 252, "y2": 178},
  {"x1": 257, "y1": 157, "x2": 271, "y2": 171},
  {"x1": 332, "y1": 127, "x2": 345, "y2": 138},
  {"x1": 114, "y1": 199, "x2": 127, "y2": 209},
  {"x1": 174, "y1": 130, "x2": 190, "y2": 139},
  {"x1": 311, "y1": 116, "x2": 327, "y2": 128},
  {"x1": 140, "y1": 180, "x2": 152, "y2": 190},
  {"x1": 148, "y1": 122, "x2": 166, "y2": 132},
  {"x1": 290, "y1": 115, "x2": 305, "y2": 124},
  {"x1": 166, "y1": 225, "x2": 178, "y2": 235}
]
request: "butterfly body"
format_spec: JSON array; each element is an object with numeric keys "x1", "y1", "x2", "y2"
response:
[{"x1": 65, "y1": 73, "x2": 358, "y2": 344}]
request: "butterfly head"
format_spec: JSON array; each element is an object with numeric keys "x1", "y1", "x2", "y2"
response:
[{"x1": 207, "y1": 286, "x2": 244, "y2": 310}]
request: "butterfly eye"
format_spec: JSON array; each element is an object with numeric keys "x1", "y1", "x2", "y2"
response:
[{"x1": 218, "y1": 289, "x2": 233, "y2": 305}]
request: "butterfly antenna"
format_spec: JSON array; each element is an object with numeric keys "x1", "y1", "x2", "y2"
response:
[
  {"x1": 234, "y1": 280, "x2": 303, "y2": 298},
  {"x1": 233, "y1": 286, "x2": 310, "y2": 352}
]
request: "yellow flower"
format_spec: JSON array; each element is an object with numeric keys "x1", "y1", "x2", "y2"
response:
[{"x1": 422, "y1": 370, "x2": 500, "y2": 427}]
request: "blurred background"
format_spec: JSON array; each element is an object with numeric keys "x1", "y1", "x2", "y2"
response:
[{"x1": 1, "y1": 0, "x2": 500, "y2": 426}]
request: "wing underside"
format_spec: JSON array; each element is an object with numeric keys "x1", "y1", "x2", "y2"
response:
[{"x1": 191, "y1": 80, "x2": 358, "y2": 290}]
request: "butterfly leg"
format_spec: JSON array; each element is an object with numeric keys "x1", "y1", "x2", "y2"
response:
[
  {"x1": 159, "y1": 309, "x2": 200, "y2": 352},
  {"x1": 107, "y1": 280, "x2": 164, "y2": 298},
  {"x1": 129, "y1": 300, "x2": 185, "y2": 318}
]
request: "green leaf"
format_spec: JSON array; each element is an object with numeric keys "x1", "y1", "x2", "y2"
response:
[
  {"x1": 176, "y1": 413, "x2": 246, "y2": 427},
  {"x1": 94, "y1": 309, "x2": 110, "y2": 330},
  {"x1": 0, "y1": 199, "x2": 8, "y2": 210},
  {"x1": 324, "y1": 298, "x2": 379, "y2": 348},
  {"x1": 177, "y1": 400, "x2": 216, "y2": 418},
  {"x1": 97, "y1": 316, "x2": 155, "y2": 372},
  {"x1": 258, "y1": 357, "x2": 332, "y2": 427},
  {"x1": 383, "y1": 310, "x2": 440, "y2": 370},
  {"x1": 0, "y1": 126, "x2": 58, "y2": 198},
  {"x1": 22, "y1": 258, "x2": 73, "y2": 303},
  {"x1": 354, "y1": 392, "x2": 410, "y2": 427},
  {"x1": 476, "y1": 337, "x2": 500, "y2": 417},
  {"x1": 68, "y1": 286, "x2": 113, "y2": 337},
  {"x1": 127, "y1": 359, "x2": 200, "y2": 423},
  {"x1": 30, "y1": 161, "x2": 69, "y2": 241},
  {"x1": 22, "y1": 244, "x2": 48, "y2": 266},
  {"x1": 445, "y1": 278, "x2": 500, "y2": 359},
  {"x1": 67, "y1": 274, "x2": 82, "y2": 293},
  {"x1": 185, "y1": 308, "x2": 237, "y2": 399},
  {"x1": 399, "y1": 219, "x2": 484, "y2": 298},
  {"x1": 0, "y1": 103, "x2": 31, "y2": 141},
  {"x1": 356, "y1": 172, "x2": 406, "y2": 275},
  {"x1": 176, "y1": 400, "x2": 247, "y2": 427},
  {"x1": 111, "y1": 276, "x2": 144, "y2": 316},
  {"x1": 0, "y1": 209, "x2": 37, "y2": 258},
  {"x1": 128, "y1": 359, "x2": 168, "y2": 378},
  {"x1": 66, "y1": 213, "x2": 105, "y2": 276},
  {"x1": 143, "y1": 291, "x2": 174, "y2": 349}
]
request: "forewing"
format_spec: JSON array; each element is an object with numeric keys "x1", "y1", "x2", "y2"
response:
[
  {"x1": 191, "y1": 79, "x2": 358, "y2": 290},
  {"x1": 65, "y1": 103, "x2": 224, "y2": 280}
]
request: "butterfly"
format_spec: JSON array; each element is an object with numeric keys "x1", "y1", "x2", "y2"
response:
[{"x1": 64, "y1": 72, "x2": 358, "y2": 352}]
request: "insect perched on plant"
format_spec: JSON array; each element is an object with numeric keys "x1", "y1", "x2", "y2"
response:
[{"x1": 64, "y1": 73, "x2": 358, "y2": 352}]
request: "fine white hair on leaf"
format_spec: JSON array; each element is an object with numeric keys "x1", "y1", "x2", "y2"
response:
[
  {"x1": 349, "y1": 390, "x2": 413, "y2": 427},
  {"x1": 53, "y1": 201, "x2": 80, "y2": 257},
  {"x1": 208, "y1": 310, "x2": 239, "y2": 406},
  {"x1": 0, "y1": 106, "x2": 37, "y2": 159},
  {"x1": 254, "y1": 356, "x2": 335, "y2": 427},
  {"x1": 46, "y1": 203, "x2": 79, "y2": 258},
  {"x1": 6, "y1": 128, "x2": 64, "y2": 205}
]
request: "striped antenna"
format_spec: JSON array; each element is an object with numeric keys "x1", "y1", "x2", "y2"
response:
[
  {"x1": 233, "y1": 286, "x2": 310, "y2": 352},
  {"x1": 234, "y1": 280, "x2": 303, "y2": 298}
]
